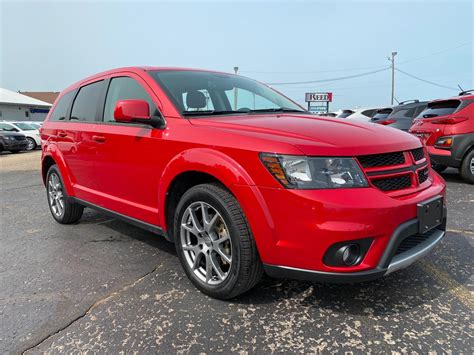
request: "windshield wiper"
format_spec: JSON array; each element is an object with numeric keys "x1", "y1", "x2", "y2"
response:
[
  {"x1": 247, "y1": 107, "x2": 307, "y2": 114},
  {"x1": 182, "y1": 110, "x2": 239, "y2": 116}
]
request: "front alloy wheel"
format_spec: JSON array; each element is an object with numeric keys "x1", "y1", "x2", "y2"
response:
[
  {"x1": 180, "y1": 202, "x2": 232, "y2": 285},
  {"x1": 174, "y1": 183, "x2": 263, "y2": 299}
]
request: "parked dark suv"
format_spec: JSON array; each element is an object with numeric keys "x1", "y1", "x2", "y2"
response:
[
  {"x1": 372, "y1": 100, "x2": 428, "y2": 131},
  {"x1": 0, "y1": 123, "x2": 28, "y2": 153}
]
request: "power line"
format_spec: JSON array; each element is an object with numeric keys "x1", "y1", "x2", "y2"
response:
[
  {"x1": 399, "y1": 41, "x2": 473, "y2": 65},
  {"x1": 267, "y1": 67, "x2": 390, "y2": 86},
  {"x1": 395, "y1": 68, "x2": 457, "y2": 90},
  {"x1": 241, "y1": 65, "x2": 388, "y2": 75}
]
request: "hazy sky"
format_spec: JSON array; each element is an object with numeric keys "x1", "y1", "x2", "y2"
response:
[{"x1": 1, "y1": 0, "x2": 472, "y2": 110}]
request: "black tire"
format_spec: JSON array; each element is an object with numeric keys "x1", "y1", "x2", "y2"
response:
[
  {"x1": 26, "y1": 137, "x2": 36, "y2": 151},
  {"x1": 174, "y1": 183, "x2": 263, "y2": 299},
  {"x1": 460, "y1": 149, "x2": 474, "y2": 184},
  {"x1": 46, "y1": 165, "x2": 84, "y2": 224},
  {"x1": 431, "y1": 162, "x2": 447, "y2": 173}
]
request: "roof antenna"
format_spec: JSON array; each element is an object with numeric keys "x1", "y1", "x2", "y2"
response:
[
  {"x1": 457, "y1": 84, "x2": 464, "y2": 91},
  {"x1": 393, "y1": 97, "x2": 400, "y2": 104}
]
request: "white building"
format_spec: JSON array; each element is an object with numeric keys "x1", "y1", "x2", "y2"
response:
[{"x1": 0, "y1": 88, "x2": 52, "y2": 122}]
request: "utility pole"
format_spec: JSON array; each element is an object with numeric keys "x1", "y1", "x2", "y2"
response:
[
  {"x1": 388, "y1": 52, "x2": 397, "y2": 105},
  {"x1": 234, "y1": 66, "x2": 239, "y2": 110}
]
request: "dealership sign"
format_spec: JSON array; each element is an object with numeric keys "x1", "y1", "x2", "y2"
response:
[{"x1": 305, "y1": 92, "x2": 333, "y2": 103}]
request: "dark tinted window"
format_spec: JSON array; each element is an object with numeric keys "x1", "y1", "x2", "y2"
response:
[
  {"x1": 103, "y1": 77, "x2": 158, "y2": 122},
  {"x1": 372, "y1": 109, "x2": 393, "y2": 120},
  {"x1": 390, "y1": 107, "x2": 416, "y2": 119},
  {"x1": 416, "y1": 100, "x2": 460, "y2": 119},
  {"x1": 70, "y1": 81, "x2": 104, "y2": 122},
  {"x1": 49, "y1": 90, "x2": 75, "y2": 121},
  {"x1": 361, "y1": 109, "x2": 376, "y2": 117},
  {"x1": 338, "y1": 110, "x2": 354, "y2": 118}
]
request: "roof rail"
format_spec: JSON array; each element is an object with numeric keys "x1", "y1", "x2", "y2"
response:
[
  {"x1": 399, "y1": 99, "x2": 420, "y2": 105},
  {"x1": 459, "y1": 89, "x2": 474, "y2": 96}
]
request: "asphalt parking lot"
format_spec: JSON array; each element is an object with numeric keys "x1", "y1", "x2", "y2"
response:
[{"x1": 1, "y1": 150, "x2": 473, "y2": 353}]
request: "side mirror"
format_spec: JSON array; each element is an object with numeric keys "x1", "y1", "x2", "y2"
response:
[{"x1": 113, "y1": 100, "x2": 166, "y2": 128}]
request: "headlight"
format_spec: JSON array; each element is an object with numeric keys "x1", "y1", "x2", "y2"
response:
[
  {"x1": 4, "y1": 136, "x2": 14, "y2": 141},
  {"x1": 260, "y1": 153, "x2": 368, "y2": 189}
]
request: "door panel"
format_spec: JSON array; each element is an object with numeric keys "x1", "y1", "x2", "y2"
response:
[{"x1": 92, "y1": 75, "x2": 166, "y2": 225}]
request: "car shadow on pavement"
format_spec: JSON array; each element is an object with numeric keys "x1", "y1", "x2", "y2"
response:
[
  {"x1": 79, "y1": 209, "x2": 472, "y2": 317},
  {"x1": 236, "y1": 234, "x2": 472, "y2": 316}
]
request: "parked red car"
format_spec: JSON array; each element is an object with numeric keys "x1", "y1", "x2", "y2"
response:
[
  {"x1": 410, "y1": 91, "x2": 474, "y2": 183},
  {"x1": 41, "y1": 67, "x2": 447, "y2": 299}
]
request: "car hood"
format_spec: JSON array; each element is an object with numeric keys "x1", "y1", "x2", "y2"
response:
[
  {"x1": 189, "y1": 113, "x2": 421, "y2": 155},
  {"x1": 0, "y1": 132, "x2": 25, "y2": 138}
]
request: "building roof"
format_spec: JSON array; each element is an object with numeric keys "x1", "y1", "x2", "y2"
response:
[
  {"x1": 0, "y1": 88, "x2": 52, "y2": 107},
  {"x1": 20, "y1": 91, "x2": 59, "y2": 105}
]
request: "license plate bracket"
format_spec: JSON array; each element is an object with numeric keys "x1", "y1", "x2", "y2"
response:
[{"x1": 417, "y1": 196, "x2": 443, "y2": 233}]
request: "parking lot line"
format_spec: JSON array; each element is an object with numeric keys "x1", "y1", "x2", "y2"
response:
[{"x1": 420, "y1": 260, "x2": 474, "y2": 309}]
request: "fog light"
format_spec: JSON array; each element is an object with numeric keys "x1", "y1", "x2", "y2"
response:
[{"x1": 337, "y1": 244, "x2": 360, "y2": 266}]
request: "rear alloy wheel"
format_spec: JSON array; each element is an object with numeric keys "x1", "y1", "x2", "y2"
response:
[
  {"x1": 46, "y1": 165, "x2": 84, "y2": 223},
  {"x1": 460, "y1": 150, "x2": 474, "y2": 184},
  {"x1": 26, "y1": 137, "x2": 36, "y2": 151},
  {"x1": 174, "y1": 183, "x2": 263, "y2": 299}
]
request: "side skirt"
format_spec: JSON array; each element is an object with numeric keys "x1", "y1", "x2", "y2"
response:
[{"x1": 71, "y1": 197, "x2": 171, "y2": 241}]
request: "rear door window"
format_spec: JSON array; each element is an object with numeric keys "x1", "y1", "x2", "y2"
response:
[
  {"x1": 103, "y1": 77, "x2": 158, "y2": 122},
  {"x1": 49, "y1": 91, "x2": 75, "y2": 121},
  {"x1": 416, "y1": 100, "x2": 460, "y2": 118},
  {"x1": 70, "y1": 81, "x2": 104, "y2": 122},
  {"x1": 390, "y1": 108, "x2": 416, "y2": 119},
  {"x1": 338, "y1": 110, "x2": 354, "y2": 118}
]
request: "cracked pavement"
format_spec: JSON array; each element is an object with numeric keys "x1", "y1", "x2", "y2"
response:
[{"x1": 1, "y1": 151, "x2": 473, "y2": 353}]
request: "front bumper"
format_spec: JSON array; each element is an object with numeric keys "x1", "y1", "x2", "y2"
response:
[
  {"x1": 264, "y1": 218, "x2": 446, "y2": 283},
  {"x1": 233, "y1": 170, "x2": 446, "y2": 280},
  {"x1": 3, "y1": 140, "x2": 28, "y2": 150}
]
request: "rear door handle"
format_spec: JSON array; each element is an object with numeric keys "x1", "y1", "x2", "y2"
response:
[
  {"x1": 92, "y1": 135, "x2": 106, "y2": 143},
  {"x1": 57, "y1": 131, "x2": 67, "y2": 138}
]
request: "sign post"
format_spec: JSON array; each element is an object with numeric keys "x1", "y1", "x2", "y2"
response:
[{"x1": 305, "y1": 92, "x2": 333, "y2": 113}]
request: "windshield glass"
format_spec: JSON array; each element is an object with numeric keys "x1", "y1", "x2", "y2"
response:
[
  {"x1": 416, "y1": 100, "x2": 460, "y2": 118},
  {"x1": 0, "y1": 123, "x2": 18, "y2": 132},
  {"x1": 150, "y1": 70, "x2": 305, "y2": 117},
  {"x1": 12, "y1": 122, "x2": 36, "y2": 130}
]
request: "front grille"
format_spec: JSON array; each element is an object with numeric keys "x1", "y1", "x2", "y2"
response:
[
  {"x1": 15, "y1": 136, "x2": 26, "y2": 141},
  {"x1": 395, "y1": 229, "x2": 438, "y2": 255},
  {"x1": 358, "y1": 152, "x2": 405, "y2": 168},
  {"x1": 418, "y1": 167, "x2": 429, "y2": 184},
  {"x1": 411, "y1": 147, "x2": 425, "y2": 162},
  {"x1": 372, "y1": 175, "x2": 412, "y2": 191}
]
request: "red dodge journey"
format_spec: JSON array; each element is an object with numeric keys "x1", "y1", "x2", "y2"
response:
[{"x1": 41, "y1": 67, "x2": 447, "y2": 299}]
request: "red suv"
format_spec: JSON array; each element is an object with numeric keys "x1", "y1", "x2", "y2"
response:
[
  {"x1": 410, "y1": 91, "x2": 474, "y2": 183},
  {"x1": 41, "y1": 67, "x2": 447, "y2": 299}
]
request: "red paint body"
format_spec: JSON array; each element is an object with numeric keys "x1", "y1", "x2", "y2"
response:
[
  {"x1": 409, "y1": 94, "x2": 474, "y2": 168},
  {"x1": 41, "y1": 67, "x2": 446, "y2": 275}
]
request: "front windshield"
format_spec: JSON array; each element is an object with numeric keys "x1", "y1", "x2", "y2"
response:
[
  {"x1": 0, "y1": 123, "x2": 18, "y2": 132},
  {"x1": 150, "y1": 70, "x2": 305, "y2": 117},
  {"x1": 13, "y1": 122, "x2": 36, "y2": 130}
]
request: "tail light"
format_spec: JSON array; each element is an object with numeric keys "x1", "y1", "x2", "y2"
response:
[
  {"x1": 377, "y1": 119, "x2": 396, "y2": 125},
  {"x1": 434, "y1": 136, "x2": 453, "y2": 148},
  {"x1": 432, "y1": 117, "x2": 468, "y2": 124}
]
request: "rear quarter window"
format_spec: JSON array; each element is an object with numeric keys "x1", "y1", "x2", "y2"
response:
[{"x1": 49, "y1": 91, "x2": 75, "y2": 121}]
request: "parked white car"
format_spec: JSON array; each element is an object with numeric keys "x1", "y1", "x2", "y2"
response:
[
  {"x1": 344, "y1": 108, "x2": 379, "y2": 121},
  {"x1": 1, "y1": 121, "x2": 41, "y2": 150}
]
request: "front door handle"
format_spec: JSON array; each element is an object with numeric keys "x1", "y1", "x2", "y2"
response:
[
  {"x1": 57, "y1": 131, "x2": 67, "y2": 138},
  {"x1": 92, "y1": 135, "x2": 106, "y2": 143}
]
